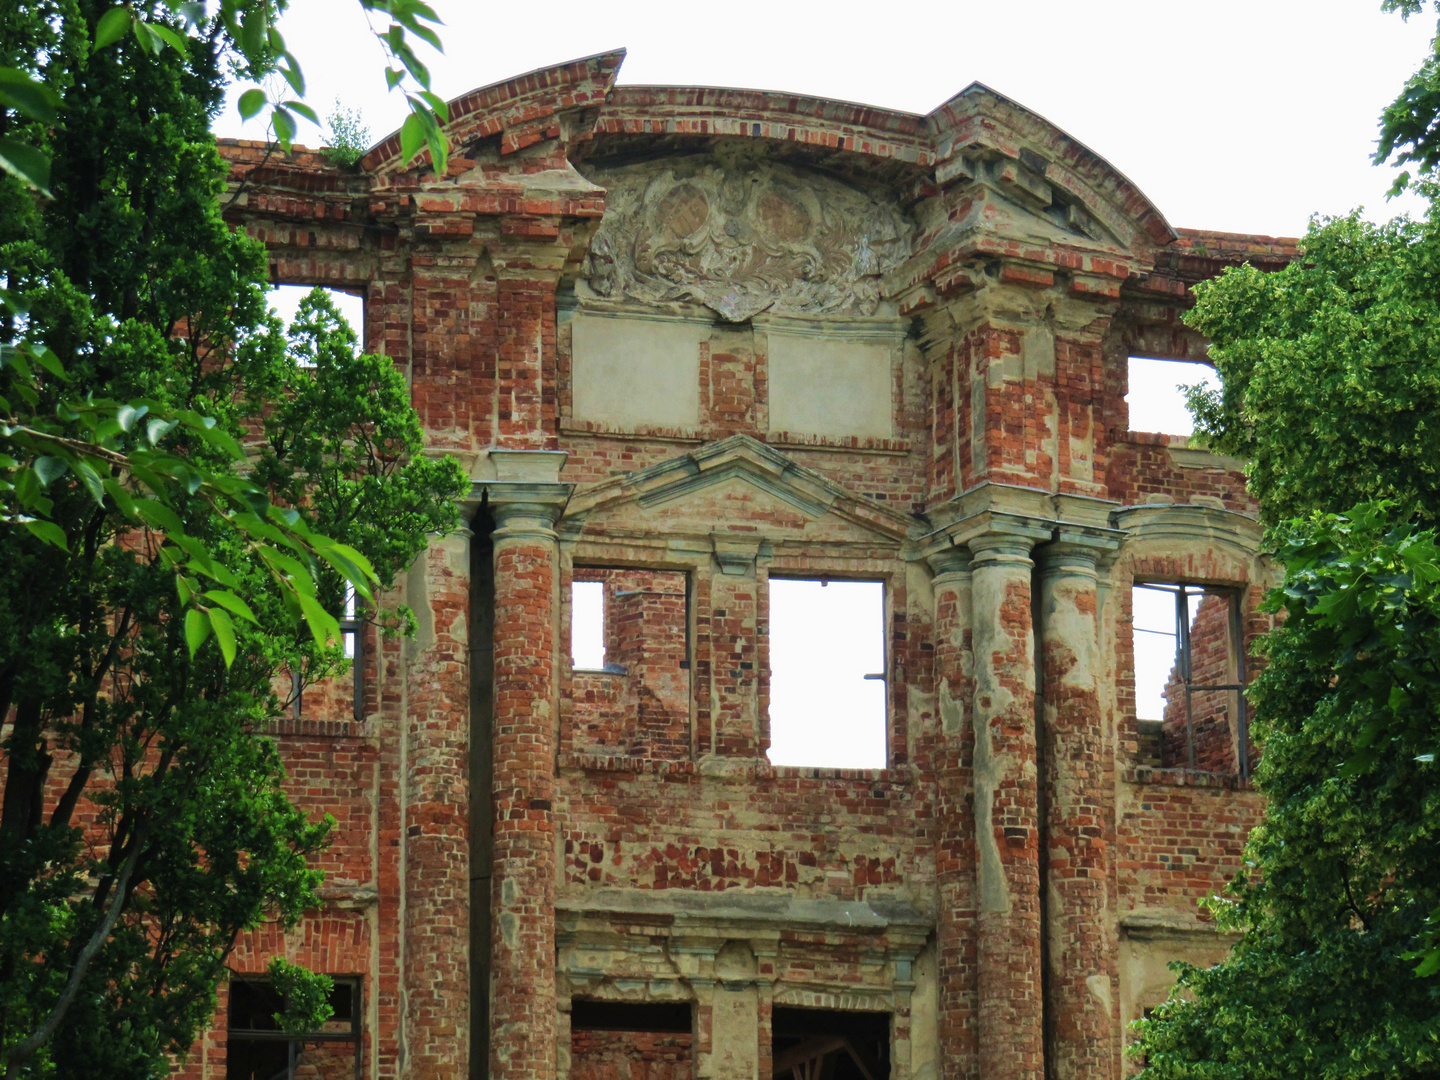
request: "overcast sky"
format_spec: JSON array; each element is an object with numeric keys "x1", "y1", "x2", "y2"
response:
[{"x1": 219, "y1": 0, "x2": 1439, "y2": 237}]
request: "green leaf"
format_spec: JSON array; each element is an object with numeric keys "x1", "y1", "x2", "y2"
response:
[
  {"x1": 146, "y1": 22, "x2": 188, "y2": 54},
  {"x1": 284, "y1": 100, "x2": 319, "y2": 124},
  {"x1": 398, "y1": 111, "x2": 424, "y2": 167},
  {"x1": 25, "y1": 345, "x2": 64, "y2": 379},
  {"x1": 209, "y1": 607, "x2": 237, "y2": 667},
  {"x1": 238, "y1": 87, "x2": 266, "y2": 120},
  {"x1": 94, "y1": 6, "x2": 132, "y2": 50},
  {"x1": 32, "y1": 456, "x2": 67, "y2": 487},
  {"x1": 116, "y1": 403, "x2": 147, "y2": 432},
  {"x1": 132, "y1": 19, "x2": 163, "y2": 55},
  {"x1": 0, "y1": 288, "x2": 30, "y2": 316},
  {"x1": 133, "y1": 498, "x2": 183, "y2": 536},
  {"x1": 297, "y1": 590, "x2": 338, "y2": 645},
  {"x1": 21, "y1": 518, "x2": 68, "y2": 550},
  {"x1": 271, "y1": 106, "x2": 296, "y2": 146},
  {"x1": 204, "y1": 589, "x2": 259, "y2": 625},
  {"x1": 71, "y1": 458, "x2": 105, "y2": 505},
  {"x1": 0, "y1": 67, "x2": 61, "y2": 124},
  {"x1": 385, "y1": 67, "x2": 403, "y2": 89},
  {"x1": 184, "y1": 606, "x2": 210, "y2": 657},
  {"x1": 0, "y1": 136, "x2": 51, "y2": 194}
]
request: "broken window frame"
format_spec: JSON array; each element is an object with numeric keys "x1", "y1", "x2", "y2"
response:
[
  {"x1": 226, "y1": 975, "x2": 363, "y2": 1080},
  {"x1": 1132, "y1": 581, "x2": 1249, "y2": 777}
]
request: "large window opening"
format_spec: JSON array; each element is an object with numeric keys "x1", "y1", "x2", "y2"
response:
[
  {"x1": 568, "y1": 569, "x2": 691, "y2": 759},
  {"x1": 268, "y1": 283, "x2": 364, "y2": 345},
  {"x1": 226, "y1": 977, "x2": 361, "y2": 1080},
  {"x1": 767, "y1": 578, "x2": 886, "y2": 770},
  {"x1": 772, "y1": 1007, "x2": 890, "y2": 1080},
  {"x1": 1132, "y1": 582, "x2": 1249, "y2": 776},
  {"x1": 570, "y1": 1000, "x2": 693, "y2": 1080},
  {"x1": 1126, "y1": 357, "x2": 1222, "y2": 436}
]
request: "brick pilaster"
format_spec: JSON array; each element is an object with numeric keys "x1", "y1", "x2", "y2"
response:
[
  {"x1": 403, "y1": 525, "x2": 474, "y2": 1080},
  {"x1": 1038, "y1": 539, "x2": 1117, "y2": 1080},
  {"x1": 492, "y1": 235, "x2": 571, "y2": 449},
  {"x1": 928, "y1": 548, "x2": 978, "y2": 1080},
  {"x1": 487, "y1": 483, "x2": 569, "y2": 1080},
  {"x1": 969, "y1": 531, "x2": 1043, "y2": 1080}
]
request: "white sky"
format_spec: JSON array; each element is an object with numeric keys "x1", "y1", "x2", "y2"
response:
[{"x1": 217, "y1": 0, "x2": 1440, "y2": 237}]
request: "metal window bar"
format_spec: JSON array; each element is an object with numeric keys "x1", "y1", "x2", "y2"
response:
[
  {"x1": 340, "y1": 584, "x2": 363, "y2": 722},
  {"x1": 227, "y1": 978, "x2": 363, "y2": 1080},
  {"x1": 1134, "y1": 582, "x2": 1248, "y2": 778}
]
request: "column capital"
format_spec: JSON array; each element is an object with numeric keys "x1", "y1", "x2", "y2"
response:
[
  {"x1": 482, "y1": 482, "x2": 572, "y2": 543},
  {"x1": 1039, "y1": 526, "x2": 1124, "y2": 580},
  {"x1": 967, "y1": 530, "x2": 1037, "y2": 570},
  {"x1": 926, "y1": 545, "x2": 972, "y2": 582}
]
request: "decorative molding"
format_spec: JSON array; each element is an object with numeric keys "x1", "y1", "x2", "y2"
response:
[{"x1": 582, "y1": 154, "x2": 913, "y2": 322}]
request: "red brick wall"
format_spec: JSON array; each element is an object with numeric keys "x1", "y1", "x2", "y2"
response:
[{"x1": 570, "y1": 1030, "x2": 693, "y2": 1080}]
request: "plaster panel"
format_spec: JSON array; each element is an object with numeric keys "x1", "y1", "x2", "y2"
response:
[
  {"x1": 571, "y1": 314, "x2": 703, "y2": 430},
  {"x1": 767, "y1": 335, "x2": 893, "y2": 439}
]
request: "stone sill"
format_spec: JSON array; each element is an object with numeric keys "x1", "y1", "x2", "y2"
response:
[
  {"x1": 558, "y1": 752, "x2": 911, "y2": 785},
  {"x1": 764, "y1": 431, "x2": 911, "y2": 455},
  {"x1": 1123, "y1": 429, "x2": 1192, "y2": 447},
  {"x1": 259, "y1": 717, "x2": 360, "y2": 739},
  {"x1": 1124, "y1": 765, "x2": 1255, "y2": 791}
]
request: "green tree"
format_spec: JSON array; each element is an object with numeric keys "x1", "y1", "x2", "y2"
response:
[
  {"x1": 1133, "y1": 148, "x2": 1440, "y2": 1080},
  {"x1": 0, "y1": 2, "x2": 466, "y2": 1077}
]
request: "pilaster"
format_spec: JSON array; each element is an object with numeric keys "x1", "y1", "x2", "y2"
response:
[
  {"x1": 925, "y1": 546, "x2": 978, "y2": 1080},
  {"x1": 1037, "y1": 534, "x2": 1120, "y2": 1080},
  {"x1": 483, "y1": 467, "x2": 571, "y2": 1080},
  {"x1": 403, "y1": 522, "x2": 475, "y2": 1080},
  {"x1": 967, "y1": 530, "x2": 1043, "y2": 1080}
]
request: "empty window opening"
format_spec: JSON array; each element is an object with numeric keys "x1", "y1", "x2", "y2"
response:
[
  {"x1": 772, "y1": 1007, "x2": 890, "y2": 1080},
  {"x1": 767, "y1": 579, "x2": 886, "y2": 770},
  {"x1": 572, "y1": 580, "x2": 607, "y2": 671},
  {"x1": 227, "y1": 976, "x2": 361, "y2": 1080},
  {"x1": 570, "y1": 1000, "x2": 693, "y2": 1080},
  {"x1": 568, "y1": 569, "x2": 691, "y2": 759},
  {"x1": 1126, "y1": 357, "x2": 1221, "y2": 436},
  {"x1": 268, "y1": 284, "x2": 365, "y2": 360},
  {"x1": 1132, "y1": 583, "x2": 1248, "y2": 776}
]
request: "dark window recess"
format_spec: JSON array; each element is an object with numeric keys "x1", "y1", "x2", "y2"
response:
[
  {"x1": 227, "y1": 977, "x2": 362, "y2": 1080},
  {"x1": 1132, "y1": 582, "x2": 1250, "y2": 776},
  {"x1": 570, "y1": 999, "x2": 693, "y2": 1033},
  {"x1": 772, "y1": 1007, "x2": 890, "y2": 1080}
]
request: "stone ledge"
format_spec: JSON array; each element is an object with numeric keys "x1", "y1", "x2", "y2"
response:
[
  {"x1": 258, "y1": 717, "x2": 360, "y2": 739},
  {"x1": 557, "y1": 752, "x2": 913, "y2": 786},
  {"x1": 1124, "y1": 765, "x2": 1255, "y2": 791}
]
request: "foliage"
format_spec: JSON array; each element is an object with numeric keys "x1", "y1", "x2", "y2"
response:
[
  {"x1": 265, "y1": 958, "x2": 333, "y2": 1036},
  {"x1": 1378, "y1": 0, "x2": 1440, "y2": 192},
  {"x1": 1134, "y1": 504, "x2": 1440, "y2": 1078},
  {"x1": 0, "y1": 0, "x2": 449, "y2": 196},
  {"x1": 1184, "y1": 200, "x2": 1440, "y2": 526},
  {"x1": 0, "y1": 1, "x2": 467, "y2": 1077},
  {"x1": 321, "y1": 100, "x2": 370, "y2": 170}
]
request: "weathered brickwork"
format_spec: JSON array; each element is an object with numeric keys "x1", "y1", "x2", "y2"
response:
[{"x1": 154, "y1": 50, "x2": 1296, "y2": 1080}]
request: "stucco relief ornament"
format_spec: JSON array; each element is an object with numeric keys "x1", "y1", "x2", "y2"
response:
[{"x1": 583, "y1": 159, "x2": 912, "y2": 322}]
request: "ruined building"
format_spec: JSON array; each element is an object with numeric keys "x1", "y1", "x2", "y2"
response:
[{"x1": 202, "y1": 51, "x2": 1297, "y2": 1080}]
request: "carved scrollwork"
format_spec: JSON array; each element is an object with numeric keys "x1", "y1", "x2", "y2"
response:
[{"x1": 582, "y1": 156, "x2": 912, "y2": 322}]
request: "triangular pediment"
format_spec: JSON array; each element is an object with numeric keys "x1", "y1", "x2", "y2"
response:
[{"x1": 561, "y1": 435, "x2": 915, "y2": 546}]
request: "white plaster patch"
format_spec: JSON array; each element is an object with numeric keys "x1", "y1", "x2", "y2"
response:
[
  {"x1": 571, "y1": 314, "x2": 703, "y2": 429},
  {"x1": 767, "y1": 333, "x2": 893, "y2": 439}
]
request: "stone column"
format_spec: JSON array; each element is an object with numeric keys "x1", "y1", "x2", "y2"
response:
[
  {"x1": 927, "y1": 547, "x2": 978, "y2": 1080},
  {"x1": 1038, "y1": 538, "x2": 1117, "y2": 1080},
  {"x1": 486, "y1": 474, "x2": 570, "y2": 1080},
  {"x1": 969, "y1": 530, "x2": 1043, "y2": 1080},
  {"x1": 403, "y1": 524, "x2": 473, "y2": 1080}
]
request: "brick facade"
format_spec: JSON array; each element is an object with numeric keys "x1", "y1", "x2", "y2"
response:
[{"x1": 181, "y1": 52, "x2": 1296, "y2": 1079}]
